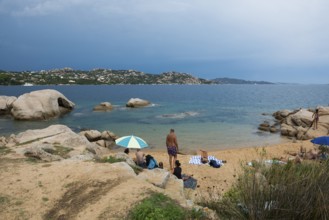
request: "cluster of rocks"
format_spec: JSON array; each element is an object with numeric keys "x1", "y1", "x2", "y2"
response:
[
  {"x1": 0, "y1": 89, "x2": 152, "y2": 120},
  {"x1": 79, "y1": 129, "x2": 118, "y2": 149},
  {"x1": 259, "y1": 106, "x2": 329, "y2": 140},
  {"x1": 0, "y1": 124, "x2": 118, "y2": 162},
  {"x1": 93, "y1": 98, "x2": 151, "y2": 111}
]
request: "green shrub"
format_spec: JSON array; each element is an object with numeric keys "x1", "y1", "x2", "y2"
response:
[
  {"x1": 200, "y1": 160, "x2": 329, "y2": 219},
  {"x1": 128, "y1": 193, "x2": 190, "y2": 220},
  {"x1": 98, "y1": 156, "x2": 126, "y2": 163},
  {"x1": 0, "y1": 146, "x2": 13, "y2": 155}
]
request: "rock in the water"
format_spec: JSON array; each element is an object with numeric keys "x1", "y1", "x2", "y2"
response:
[
  {"x1": 11, "y1": 89, "x2": 74, "y2": 120},
  {"x1": 93, "y1": 102, "x2": 113, "y2": 111},
  {"x1": 126, "y1": 98, "x2": 150, "y2": 108},
  {"x1": 0, "y1": 96, "x2": 17, "y2": 115},
  {"x1": 258, "y1": 121, "x2": 270, "y2": 132}
]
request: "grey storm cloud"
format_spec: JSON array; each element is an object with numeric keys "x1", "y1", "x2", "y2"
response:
[{"x1": 1, "y1": 0, "x2": 329, "y2": 83}]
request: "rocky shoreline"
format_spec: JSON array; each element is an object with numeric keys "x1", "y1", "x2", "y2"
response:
[{"x1": 259, "y1": 106, "x2": 329, "y2": 140}]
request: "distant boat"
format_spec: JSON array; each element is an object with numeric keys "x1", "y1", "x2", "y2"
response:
[{"x1": 23, "y1": 83, "x2": 34, "y2": 86}]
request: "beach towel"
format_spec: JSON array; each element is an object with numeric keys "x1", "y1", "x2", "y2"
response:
[
  {"x1": 189, "y1": 155, "x2": 224, "y2": 166},
  {"x1": 247, "y1": 160, "x2": 287, "y2": 167}
]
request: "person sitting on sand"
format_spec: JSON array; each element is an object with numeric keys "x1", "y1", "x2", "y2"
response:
[
  {"x1": 305, "y1": 148, "x2": 319, "y2": 160},
  {"x1": 135, "y1": 149, "x2": 146, "y2": 168},
  {"x1": 173, "y1": 160, "x2": 190, "y2": 181},
  {"x1": 124, "y1": 148, "x2": 129, "y2": 155},
  {"x1": 200, "y1": 149, "x2": 208, "y2": 164}
]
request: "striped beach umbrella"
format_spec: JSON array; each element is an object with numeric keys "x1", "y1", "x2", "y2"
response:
[{"x1": 115, "y1": 135, "x2": 148, "y2": 149}]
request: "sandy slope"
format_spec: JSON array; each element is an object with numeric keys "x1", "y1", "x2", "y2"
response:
[{"x1": 0, "y1": 139, "x2": 314, "y2": 219}]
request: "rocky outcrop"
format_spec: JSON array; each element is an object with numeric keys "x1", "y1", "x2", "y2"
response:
[
  {"x1": 79, "y1": 130, "x2": 117, "y2": 149},
  {"x1": 23, "y1": 144, "x2": 63, "y2": 162},
  {"x1": 11, "y1": 89, "x2": 75, "y2": 120},
  {"x1": 126, "y1": 98, "x2": 150, "y2": 108},
  {"x1": 93, "y1": 102, "x2": 113, "y2": 111},
  {"x1": 0, "y1": 96, "x2": 17, "y2": 115},
  {"x1": 138, "y1": 168, "x2": 171, "y2": 189},
  {"x1": 260, "y1": 107, "x2": 329, "y2": 140},
  {"x1": 8, "y1": 124, "x2": 109, "y2": 161}
]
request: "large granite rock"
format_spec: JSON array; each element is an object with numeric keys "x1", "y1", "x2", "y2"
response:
[
  {"x1": 10, "y1": 124, "x2": 109, "y2": 160},
  {"x1": 138, "y1": 168, "x2": 171, "y2": 189},
  {"x1": 114, "y1": 152, "x2": 136, "y2": 167},
  {"x1": 11, "y1": 89, "x2": 75, "y2": 120},
  {"x1": 0, "y1": 96, "x2": 17, "y2": 115},
  {"x1": 79, "y1": 130, "x2": 117, "y2": 149},
  {"x1": 126, "y1": 98, "x2": 150, "y2": 108}
]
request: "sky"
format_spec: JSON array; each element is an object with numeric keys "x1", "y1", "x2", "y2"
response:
[{"x1": 0, "y1": 0, "x2": 329, "y2": 84}]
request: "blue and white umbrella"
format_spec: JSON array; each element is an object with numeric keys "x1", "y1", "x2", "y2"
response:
[{"x1": 115, "y1": 135, "x2": 148, "y2": 149}]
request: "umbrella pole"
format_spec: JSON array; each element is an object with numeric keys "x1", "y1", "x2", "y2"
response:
[{"x1": 300, "y1": 121, "x2": 314, "y2": 139}]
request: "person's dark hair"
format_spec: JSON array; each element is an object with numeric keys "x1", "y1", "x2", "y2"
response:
[
  {"x1": 316, "y1": 109, "x2": 319, "y2": 113},
  {"x1": 124, "y1": 148, "x2": 129, "y2": 154},
  {"x1": 170, "y1": 128, "x2": 175, "y2": 132},
  {"x1": 175, "y1": 160, "x2": 181, "y2": 167},
  {"x1": 145, "y1": 154, "x2": 153, "y2": 166}
]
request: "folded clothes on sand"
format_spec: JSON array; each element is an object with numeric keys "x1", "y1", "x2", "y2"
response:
[{"x1": 189, "y1": 155, "x2": 224, "y2": 165}]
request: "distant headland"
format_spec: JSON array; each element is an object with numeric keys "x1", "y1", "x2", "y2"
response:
[{"x1": 0, "y1": 68, "x2": 274, "y2": 85}]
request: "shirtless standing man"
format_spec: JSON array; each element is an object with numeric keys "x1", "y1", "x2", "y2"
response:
[{"x1": 166, "y1": 129, "x2": 179, "y2": 171}]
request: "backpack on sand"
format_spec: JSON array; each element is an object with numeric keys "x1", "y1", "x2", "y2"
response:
[{"x1": 209, "y1": 159, "x2": 221, "y2": 168}]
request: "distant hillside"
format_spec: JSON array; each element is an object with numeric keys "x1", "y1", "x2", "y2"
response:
[
  {"x1": 212, "y1": 77, "x2": 274, "y2": 84},
  {"x1": 0, "y1": 68, "x2": 212, "y2": 85},
  {"x1": 0, "y1": 68, "x2": 273, "y2": 85}
]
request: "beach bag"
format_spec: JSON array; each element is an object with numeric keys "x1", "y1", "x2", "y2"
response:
[
  {"x1": 146, "y1": 155, "x2": 158, "y2": 169},
  {"x1": 209, "y1": 159, "x2": 221, "y2": 168},
  {"x1": 147, "y1": 158, "x2": 158, "y2": 169}
]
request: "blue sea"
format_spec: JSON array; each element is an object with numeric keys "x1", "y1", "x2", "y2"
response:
[{"x1": 1, "y1": 84, "x2": 328, "y2": 151}]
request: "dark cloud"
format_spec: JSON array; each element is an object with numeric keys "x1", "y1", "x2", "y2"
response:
[{"x1": 1, "y1": 0, "x2": 329, "y2": 83}]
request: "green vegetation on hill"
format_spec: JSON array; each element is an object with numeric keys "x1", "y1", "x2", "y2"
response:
[
  {"x1": 212, "y1": 77, "x2": 273, "y2": 84},
  {"x1": 0, "y1": 68, "x2": 212, "y2": 85},
  {"x1": 0, "y1": 68, "x2": 273, "y2": 85}
]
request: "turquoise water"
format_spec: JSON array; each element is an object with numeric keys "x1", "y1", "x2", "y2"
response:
[{"x1": 1, "y1": 84, "x2": 328, "y2": 151}]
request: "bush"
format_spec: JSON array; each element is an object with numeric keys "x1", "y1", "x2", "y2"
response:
[
  {"x1": 128, "y1": 193, "x2": 186, "y2": 220},
  {"x1": 98, "y1": 156, "x2": 125, "y2": 163},
  {"x1": 128, "y1": 192, "x2": 206, "y2": 220},
  {"x1": 200, "y1": 160, "x2": 329, "y2": 219}
]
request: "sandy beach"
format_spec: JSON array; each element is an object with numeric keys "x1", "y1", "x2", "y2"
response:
[
  {"x1": 0, "y1": 138, "x2": 316, "y2": 219},
  {"x1": 123, "y1": 139, "x2": 315, "y2": 198}
]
